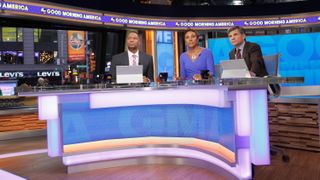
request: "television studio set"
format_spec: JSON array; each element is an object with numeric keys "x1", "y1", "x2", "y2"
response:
[{"x1": 0, "y1": 0, "x2": 319, "y2": 179}]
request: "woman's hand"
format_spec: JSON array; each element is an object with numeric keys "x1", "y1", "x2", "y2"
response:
[
  {"x1": 192, "y1": 74, "x2": 202, "y2": 81},
  {"x1": 143, "y1": 76, "x2": 150, "y2": 83}
]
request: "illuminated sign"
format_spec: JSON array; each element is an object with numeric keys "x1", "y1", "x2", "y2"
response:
[
  {"x1": 1, "y1": 0, "x2": 320, "y2": 30},
  {"x1": 156, "y1": 31, "x2": 173, "y2": 43},
  {"x1": 37, "y1": 71, "x2": 61, "y2": 77},
  {"x1": 0, "y1": 71, "x2": 61, "y2": 78},
  {"x1": 0, "y1": 1, "x2": 103, "y2": 23},
  {"x1": 67, "y1": 31, "x2": 86, "y2": 62},
  {"x1": 40, "y1": 7, "x2": 102, "y2": 21},
  {"x1": 0, "y1": 2, "x2": 29, "y2": 12},
  {"x1": 243, "y1": 17, "x2": 319, "y2": 27},
  {"x1": 0, "y1": 72, "x2": 24, "y2": 78}
]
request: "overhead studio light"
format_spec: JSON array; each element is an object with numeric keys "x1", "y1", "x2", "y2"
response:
[{"x1": 233, "y1": 0, "x2": 244, "y2": 5}]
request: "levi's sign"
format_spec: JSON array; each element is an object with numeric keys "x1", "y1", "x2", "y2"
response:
[
  {"x1": 0, "y1": 72, "x2": 24, "y2": 78},
  {"x1": 37, "y1": 71, "x2": 61, "y2": 77},
  {"x1": 0, "y1": 71, "x2": 61, "y2": 78}
]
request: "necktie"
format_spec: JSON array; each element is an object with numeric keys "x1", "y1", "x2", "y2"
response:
[
  {"x1": 236, "y1": 49, "x2": 241, "y2": 59},
  {"x1": 132, "y1": 54, "x2": 137, "y2": 66}
]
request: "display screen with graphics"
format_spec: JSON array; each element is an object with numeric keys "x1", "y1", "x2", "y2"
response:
[
  {"x1": 61, "y1": 102, "x2": 236, "y2": 152},
  {"x1": 0, "y1": 81, "x2": 16, "y2": 96},
  {"x1": 209, "y1": 32, "x2": 320, "y2": 86},
  {"x1": 156, "y1": 31, "x2": 174, "y2": 80},
  {"x1": 67, "y1": 31, "x2": 85, "y2": 62}
]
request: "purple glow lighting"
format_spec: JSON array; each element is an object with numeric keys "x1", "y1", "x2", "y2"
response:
[
  {"x1": 90, "y1": 88, "x2": 230, "y2": 109},
  {"x1": 249, "y1": 90, "x2": 270, "y2": 165},
  {"x1": 47, "y1": 119, "x2": 62, "y2": 157},
  {"x1": 17, "y1": 52, "x2": 23, "y2": 57},
  {"x1": 235, "y1": 90, "x2": 251, "y2": 136},
  {"x1": 2, "y1": 1, "x2": 318, "y2": 30},
  {"x1": 234, "y1": 89, "x2": 270, "y2": 167},
  {"x1": 38, "y1": 96, "x2": 62, "y2": 157},
  {"x1": 38, "y1": 96, "x2": 58, "y2": 120},
  {"x1": 237, "y1": 149, "x2": 252, "y2": 179}
]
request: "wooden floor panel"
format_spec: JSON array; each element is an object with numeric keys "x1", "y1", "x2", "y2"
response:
[
  {"x1": 0, "y1": 137, "x2": 320, "y2": 179},
  {"x1": 0, "y1": 136, "x2": 47, "y2": 154},
  {"x1": 0, "y1": 154, "x2": 224, "y2": 180},
  {"x1": 255, "y1": 149, "x2": 320, "y2": 180}
]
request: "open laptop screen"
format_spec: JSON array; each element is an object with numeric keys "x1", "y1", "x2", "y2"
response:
[
  {"x1": 116, "y1": 65, "x2": 143, "y2": 84},
  {"x1": 220, "y1": 59, "x2": 251, "y2": 79}
]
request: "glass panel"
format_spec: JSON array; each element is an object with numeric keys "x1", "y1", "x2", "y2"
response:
[
  {"x1": 2, "y1": 27, "x2": 17, "y2": 42},
  {"x1": 17, "y1": 51, "x2": 24, "y2": 64},
  {"x1": 34, "y1": 28, "x2": 39, "y2": 42},
  {"x1": 1, "y1": 51, "x2": 23, "y2": 64},
  {"x1": 38, "y1": 29, "x2": 57, "y2": 43},
  {"x1": 17, "y1": 28, "x2": 23, "y2": 42}
]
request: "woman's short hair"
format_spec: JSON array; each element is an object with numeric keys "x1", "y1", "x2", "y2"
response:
[{"x1": 184, "y1": 29, "x2": 198, "y2": 38}]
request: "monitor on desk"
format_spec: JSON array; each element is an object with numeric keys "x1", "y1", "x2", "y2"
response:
[
  {"x1": 220, "y1": 59, "x2": 251, "y2": 79},
  {"x1": 116, "y1": 65, "x2": 143, "y2": 84}
]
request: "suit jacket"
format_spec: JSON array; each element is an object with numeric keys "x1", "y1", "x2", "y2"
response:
[
  {"x1": 229, "y1": 42, "x2": 268, "y2": 77},
  {"x1": 111, "y1": 51, "x2": 154, "y2": 82}
]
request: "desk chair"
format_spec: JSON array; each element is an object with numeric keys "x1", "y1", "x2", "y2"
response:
[
  {"x1": 264, "y1": 54, "x2": 281, "y2": 96},
  {"x1": 263, "y1": 53, "x2": 290, "y2": 162}
]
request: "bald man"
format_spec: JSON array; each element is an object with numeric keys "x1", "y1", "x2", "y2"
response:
[{"x1": 111, "y1": 31, "x2": 154, "y2": 82}]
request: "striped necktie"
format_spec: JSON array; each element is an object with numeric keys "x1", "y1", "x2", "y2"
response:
[{"x1": 132, "y1": 54, "x2": 137, "y2": 66}]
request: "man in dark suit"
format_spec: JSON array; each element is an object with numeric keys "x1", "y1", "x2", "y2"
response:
[
  {"x1": 228, "y1": 26, "x2": 268, "y2": 77},
  {"x1": 111, "y1": 31, "x2": 154, "y2": 82}
]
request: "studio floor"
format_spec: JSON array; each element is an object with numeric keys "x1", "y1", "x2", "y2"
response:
[{"x1": 0, "y1": 136, "x2": 319, "y2": 180}]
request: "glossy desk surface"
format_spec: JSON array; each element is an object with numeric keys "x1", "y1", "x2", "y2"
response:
[{"x1": 18, "y1": 77, "x2": 303, "y2": 96}]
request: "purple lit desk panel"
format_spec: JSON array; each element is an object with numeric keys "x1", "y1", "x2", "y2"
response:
[{"x1": 22, "y1": 85, "x2": 270, "y2": 179}]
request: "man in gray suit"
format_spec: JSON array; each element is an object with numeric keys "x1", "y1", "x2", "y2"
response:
[
  {"x1": 111, "y1": 31, "x2": 154, "y2": 82},
  {"x1": 228, "y1": 26, "x2": 268, "y2": 77}
]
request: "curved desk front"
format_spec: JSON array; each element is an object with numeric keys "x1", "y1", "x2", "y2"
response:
[{"x1": 23, "y1": 85, "x2": 270, "y2": 179}]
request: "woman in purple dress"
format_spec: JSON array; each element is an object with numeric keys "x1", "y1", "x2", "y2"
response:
[{"x1": 179, "y1": 29, "x2": 215, "y2": 80}]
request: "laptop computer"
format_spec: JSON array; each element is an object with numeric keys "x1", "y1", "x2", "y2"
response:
[
  {"x1": 220, "y1": 59, "x2": 251, "y2": 79},
  {"x1": 116, "y1": 65, "x2": 143, "y2": 84}
]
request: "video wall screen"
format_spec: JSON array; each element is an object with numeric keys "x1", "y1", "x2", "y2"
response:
[
  {"x1": 208, "y1": 32, "x2": 320, "y2": 86},
  {"x1": 156, "y1": 31, "x2": 174, "y2": 80},
  {"x1": 61, "y1": 102, "x2": 236, "y2": 153}
]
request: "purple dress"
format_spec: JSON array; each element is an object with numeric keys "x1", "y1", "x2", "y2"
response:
[{"x1": 179, "y1": 48, "x2": 215, "y2": 80}]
